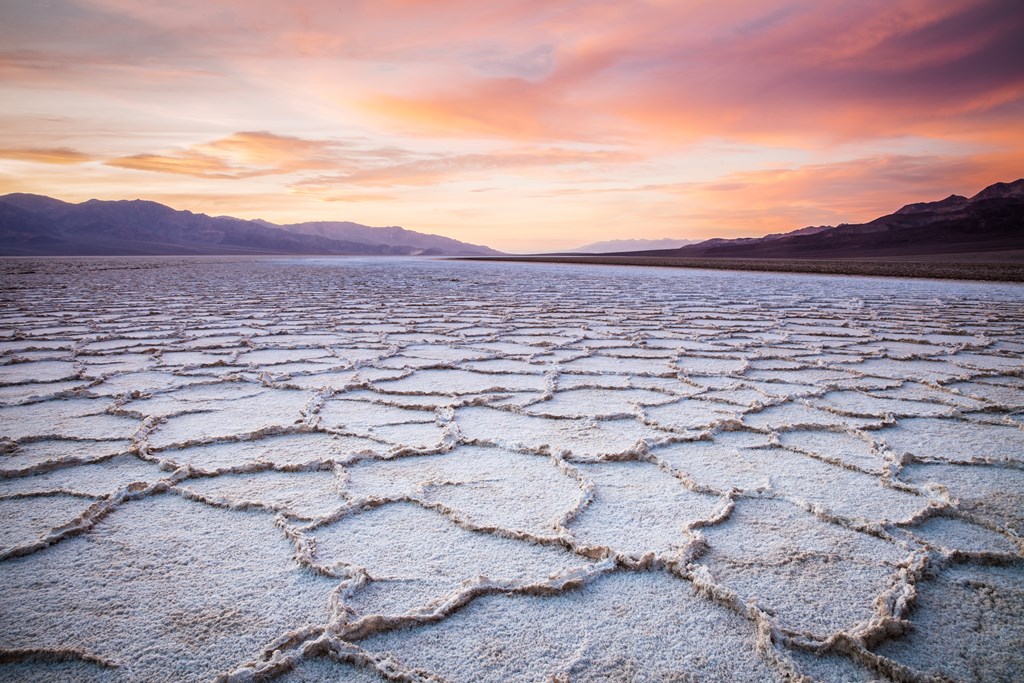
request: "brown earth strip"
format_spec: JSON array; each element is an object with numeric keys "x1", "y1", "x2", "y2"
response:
[{"x1": 453, "y1": 256, "x2": 1024, "y2": 283}]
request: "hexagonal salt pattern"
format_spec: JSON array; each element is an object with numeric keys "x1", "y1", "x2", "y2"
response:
[{"x1": 1, "y1": 257, "x2": 1022, "y2": 682}]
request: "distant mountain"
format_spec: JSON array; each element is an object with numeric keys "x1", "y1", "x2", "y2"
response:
[
  {"x1": 611, "y1": 179, "x2": 1024, "y2": 260},
  {"x1": 282, "y1": 220, "x2": 500, "y2": 256},
  {"x1": 563, "y1": 238, "x2": 702, "y2": 253},
  {"x1": 0, "y1": 194, "x2": 501, "y2": 256},
  {"x1": 761, "y1": 225, "x2": 834, "y2": 240}
]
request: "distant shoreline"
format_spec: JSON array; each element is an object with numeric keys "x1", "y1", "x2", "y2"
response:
[{"x1": 452, "y1": 255, "x2": 1024, "y2": 283}]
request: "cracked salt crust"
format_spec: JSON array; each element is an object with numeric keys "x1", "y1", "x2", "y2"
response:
[
  {"x1": 0, "y1": 495, "x2": 337, "y2": 681},
  {"x1": 312, "y1": 501, "x2": 595, "y2": 617},
  {"x1": 359, "y1": 571, "x2": 784, "y2": 682},
  {"x1": 341, "y1": 445, "x2": 581, "y2": 537},
  {"x1": 879, "y1": 417, "x2": 1024, "y2": 464},
  {"x1": 1, "y1": 257, "x2": 1023, "y2": 682},
  {"x1": 899, "y1": 462, "x2": 1024, "y2": 535},
  {"x1": 872, "y1": 563, "x2": 1024, "y2": 682},
  {"x1": 567, "y1": 459, "x2": 726, "y2": 557}
]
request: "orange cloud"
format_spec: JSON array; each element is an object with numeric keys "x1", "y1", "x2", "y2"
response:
[
  {"x1": 106, "y1": 151, "x2": 238, "y2": 178},
  {"x1": 105, "y1": 131, "x2": 356, "y2": 179},
  {"x1": 197, "y1": 131, "x2": 345, "y2": 170},
  {"x1": 0, "y1": 147, "x2": 93, "y2": 164}
]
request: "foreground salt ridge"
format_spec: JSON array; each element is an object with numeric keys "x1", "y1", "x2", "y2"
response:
[{"x1": 0, "y1": 259, "x2": 1020, "y2": 682}]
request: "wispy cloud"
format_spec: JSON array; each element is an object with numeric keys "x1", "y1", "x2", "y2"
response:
[
  {"x1": 0, "y1": 146, "x2": 93, "y2": 164},
  {"x1": 354, "y1": 0, "x2": 1024, "y2": 144},
  {"x1": 105, "y1": 131, "x2": 356, "y2": 178},
  {"x1": 1, "y1": 0, "x2": 1022, "y2": 250},
  {"x1": 318, "y1": 193, "x2": 397, "y2": 203},
  {"x1": 297, "y1": 148, "x2": 632, "y2": 188},
  {"x1": 103, "y1": 132, "x2": 626, "y2": 192}
]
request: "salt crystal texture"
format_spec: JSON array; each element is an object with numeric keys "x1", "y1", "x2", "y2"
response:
[{"x1": 1, "y1": 257, "x2": 1022, "y2": 682}]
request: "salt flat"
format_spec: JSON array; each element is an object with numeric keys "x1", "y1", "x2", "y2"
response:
[{"x1": 1, "y1": 257, "x2": 1022, "y2": 683}]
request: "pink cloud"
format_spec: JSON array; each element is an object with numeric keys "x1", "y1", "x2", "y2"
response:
[
  {"x1": 353, "y1": 0, "x2": 1024, "y2": 144},
  {"x1": 6, "y1": 1, "x2": 1020, "y2": 146},
  {"x1": 2, "y1": 0, "x2": 1022, "y2": 249}
]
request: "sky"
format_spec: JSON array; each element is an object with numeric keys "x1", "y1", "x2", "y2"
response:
[{"x1": 1, "y1": 0, "x2": 1022, "y2": 252}]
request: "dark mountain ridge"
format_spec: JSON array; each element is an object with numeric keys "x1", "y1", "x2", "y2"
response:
[
  {"x1": 0, "y1": 194, "x2": 500, "y2": 256},
  {"x1": 281, "y1": 220, "x2": 496, "y2": 255},
  {"x1": 608, "y1": 179, "x2": 1024, "y2": 261}
]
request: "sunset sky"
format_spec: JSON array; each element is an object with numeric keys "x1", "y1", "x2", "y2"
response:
[{"x1": 1, "y1": 0, "x2": 1022, "y2": 252}]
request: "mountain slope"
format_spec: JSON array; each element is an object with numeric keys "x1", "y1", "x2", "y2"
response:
[
  {"x1": 616, "y1": 179, "x2": 1024, "y2": 260},
  {"x1": 562, "y1": 238, "x2": 702, "y2": 253},
  {"x1": 0, "y1": 194, "x2": 500, "y2": 256},
  {"x1": 282, "y1": 220, "x2": 500, "y2": 256}
]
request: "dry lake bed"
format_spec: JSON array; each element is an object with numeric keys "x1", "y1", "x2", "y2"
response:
[{"x1": 1, "y1": 256, "x2": 1022, "y2": 682}]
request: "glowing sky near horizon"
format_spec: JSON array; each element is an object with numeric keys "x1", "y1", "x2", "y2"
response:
[{"x1": 1, "y1": 0, "x2": 1022, "y2": 252}]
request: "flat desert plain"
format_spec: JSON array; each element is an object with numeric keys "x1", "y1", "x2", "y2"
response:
[{"x1": 1, "y1": 257, "x2": 1022, "y2": 682}]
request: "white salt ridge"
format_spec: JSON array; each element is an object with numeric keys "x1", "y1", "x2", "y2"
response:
[
  {"x1": 879, "y1": 417, "x2": 1024, "y2": 464},
  {"x1": 743, "y1": 401, "x2": 883, "y2": 431},
  {"x1": 147, "y1": 390, "x2": 312, "y2": 448},
  {"x1": 872, "y1": 563, "x2": 1024, "y2": 681},
  {"x1": 899, "y1": 462, "x2": 1024, "y2": 534},
  {"x1": 89, "y1": 369, "x2": 213, "y2": 396},
  {"x1": 282, "y1": 367, "x2": 407, "y2": 391},
  {"x1": 0, "y1": 438, "x2": 132, "y2": 474},
  {"x1": 777, "y1": 429, "x2": 888, "y2": 473},
  {"x1": 312, "y1": 502, "x2": 594, "y2": 617},
  {"x1": 176, "y1": 470, "x2": 346, "y2": 520},
  {"x1": 561, "y1": 354, "x2": 676, "y2": 376},
  {"x1": 643, "y1": 397, "x2": 740, "y2": 431},
  {"x1": 0, "y1": 494, "x2": 98, "y2": 553},
  {"x1": 373, "y1": 368, "x2": 547, "y2": 394},
  {"x1": 947, "y1": 378, "x2": 1024, "y2": 408},
  {"x1": 460, "y1": 357, "x2": 548, "y2": 374},
  {"x1": 697, "y1": 497, "x2": 913, "y2": 636},
  {"x1": 155, "y1": 432, "x2": 385, "y2": 471},
  {"x1": 815, "y1": 390, "x2": 956, "y2": 418},
  {"x1": 0, "y1": 379, "x2": 88, "y2": 405},
  {"x1": 0, "y1": 398, "x2": 140, "y2": 441},
  {"x1": 358, "y1": 571, "x2": 785, "y2": 682},
  {"x1": 80, "y1": 355, "x2": 158, "y2": 377},
  {"x1": 900, "y1": 515, "x2": 1021, "y2": 556},
  {"x1": 121, "y1": 382, "x2": 268, "y2": 417},
  {"x1": 340, "y1": 445, "x2": 580, "y2": 537},
  {"x1": 525, "y1": 387, "x2": 675, "y2": 419},
  {"x1": 567, "y1": 460, "x2": 726, "y2": 557},
  {"x1": 457, "y1": 405, "x2": 675, "y2": 459},
  {"x1": 0, "y1": 454, "x2": 164, "y2": 497},
  {"x1": 317, "y1": 397, "x2": 435, "y2": 431},
  {"x1": 367, "y1": 421, "x2": 450, "y2": 450},
  {"x1": 1, "y1": 257, "x2": 1023, "y2": 682},
  {"x1": 654, "y1": 440, "x2": 930, "y2": 526},
  {"x1": 0, "y1": 495, "x2": 337, "y2": 680},
  {"x1": 237, "y1": 348, "x2": 334, "y2": 366}
]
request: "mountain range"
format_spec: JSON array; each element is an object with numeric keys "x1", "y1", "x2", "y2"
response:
[
  {"x1": 3, "y1": 180, "x2": 1022, "y2": 260},
  {"x1": 564, "y1": 238, "x2": 702, "y2": 253},
  {"x1": 599, "y1": 179, "x2": 1024, "y2": 261},
  {"x1": 0, "y1": 194, "x2": 500, "y2": 256}
]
